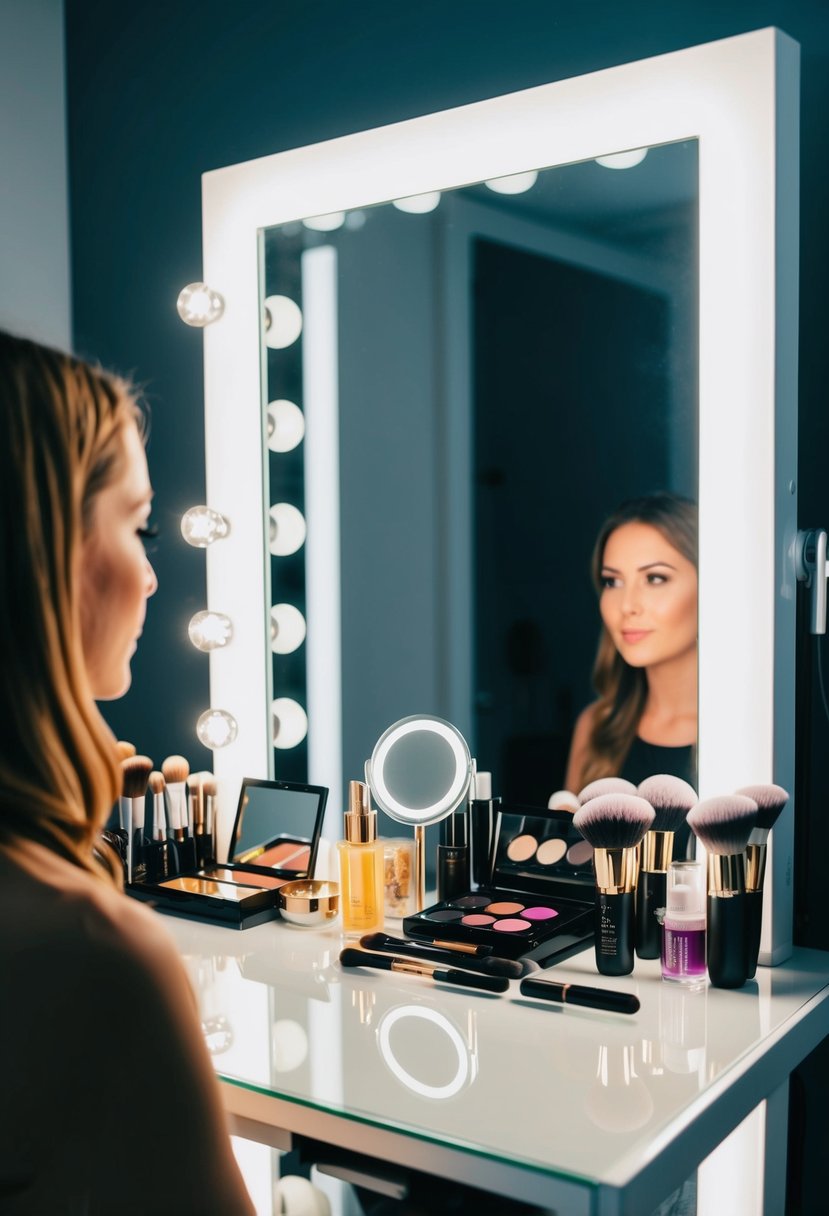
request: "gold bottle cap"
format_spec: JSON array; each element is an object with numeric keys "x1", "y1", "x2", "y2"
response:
[{"x1": 344, "y1": 780, "x2": 377, "y2": 844}]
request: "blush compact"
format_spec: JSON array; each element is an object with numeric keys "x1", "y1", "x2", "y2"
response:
[{"x1": 402, "y1": 804, "x2": 594, "y2": 964}]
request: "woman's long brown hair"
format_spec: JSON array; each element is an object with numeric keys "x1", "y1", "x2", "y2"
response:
[
  {"x1": 0, "y1": 330, "x2": 141, "y2": 882},
  {"x1": 577, "y1": 493, "x2": 698, "y2": 788}
]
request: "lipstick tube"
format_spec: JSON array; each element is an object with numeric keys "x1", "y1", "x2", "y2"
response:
[
  {"x1": 706, "y1": 853, "x2": 749, "y2": 989},
  {"x1": 592, "y1": 847, "x2": 639, "y2": 976}
]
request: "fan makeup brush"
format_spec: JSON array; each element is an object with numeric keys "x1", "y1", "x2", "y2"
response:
[
  {"x1": 687, "y1": 795, "x2": 758, "y2": 988},
  {"x1": 573, "y1": 794, "x2": 655, "y2": 976},
  {"x1": 635, "y1": 775, "x2": 698, "y2": 959},
  {"x1": 734, "y1": 784, "x2": 789, "y2": 977},
  {"x1": 577, "y1": 777, "x2": 638, "y2": 805},
  {"x1": 120, "y1": 755, "x2": 153, "y2": 883}
]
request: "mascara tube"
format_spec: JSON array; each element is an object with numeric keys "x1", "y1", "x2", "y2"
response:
[{"x1": 592, "y1": 848, "x2": 638, "y2": 976}]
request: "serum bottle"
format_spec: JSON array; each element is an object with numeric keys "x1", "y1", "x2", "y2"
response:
[
  {"x1": 660, "y1": 860, "x2": 707, "y2": 988},
  {"x1": 338, "y1": 780, "x2": 385, "y2": 936}
]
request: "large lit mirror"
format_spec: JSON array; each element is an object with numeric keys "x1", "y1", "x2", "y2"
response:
[{"x1": 200, "y1": 28, "x2": 798, "y2": 968}]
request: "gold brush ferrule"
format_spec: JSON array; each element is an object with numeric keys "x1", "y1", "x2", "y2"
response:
[
  {"x1": 640, "y1": 830, "x2": 675, "y2": 873},
  {"x1": 392, "y1": 959, "x2": 435, "y2": 979},
  {"x1": 707, "y1": 852, "x2": 746, "y2": 897},
  {"x1": 744, "y1": 842, "x2": 767, "y2": 893},
  {"x1": 593, "y1": 846, "x2": 639, "y2": 894}
]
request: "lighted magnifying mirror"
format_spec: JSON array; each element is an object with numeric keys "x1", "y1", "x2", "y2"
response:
[{"x1": 366, "y1": 715, "x2": 472, "y2": 909}]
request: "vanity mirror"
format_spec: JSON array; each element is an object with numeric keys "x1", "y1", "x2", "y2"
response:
[{"x1": 200, "y1": 29, "x2": 798, "y2": 972}]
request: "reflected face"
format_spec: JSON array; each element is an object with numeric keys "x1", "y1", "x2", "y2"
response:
[
  {"x1": 599, "y1": 522, "x2": 697, "y2": 670},
  {"x1": 78, "y1": 422, "x2": 157, "y2": 699}
]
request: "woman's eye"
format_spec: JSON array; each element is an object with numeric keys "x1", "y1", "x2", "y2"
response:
[
  {"x1": 647, "y1": 572, "x2": 668, "y2": 585},
  {"x1": 600, "y1": 575, "x2": 620, "y2": 589},
  {"x1": 137, "y1": 523, "x2": 159, "y2": 549}
]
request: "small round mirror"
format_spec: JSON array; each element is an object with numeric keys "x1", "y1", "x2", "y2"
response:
[{"x1": 366, "y1": 715, "x2": 472, "y2": 827}]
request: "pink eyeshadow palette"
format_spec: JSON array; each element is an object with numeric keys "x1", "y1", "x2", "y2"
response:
[{"x1": 403, "y1": 805, "x2": 594, "y2": 964}]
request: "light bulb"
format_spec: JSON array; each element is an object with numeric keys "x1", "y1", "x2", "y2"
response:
[
  {"x1": 344, "y1": 210, "x2": 366, "y2": 230},
  {"x1": 270, "y1": 603, "x2": 306, "y2": 654},
  {"x1": 392, "y1": 192, "x2": 441, "y2": 214},
  {"x1": 188, "y1": 610, "x2": 233, "y2": 651},
  {"x1": 266, "y1": 399, "x2": 305, "y2": 453},
  {"x1": 264, "y1": 294, "x2": 303, "y2": 349},
  {"x1": 176, "y1": 282, "x2": 224, "y2": 327},
  {"x1": 268, "y1": 503, "x2": 306, "y2": 556},
  {"x1": 596, "y1": 148, "x2": 649, "y2": 170},
  {"x1": 272, "y1": 698, "x2": 308, "y2": 749},
  {"x1": 181, "y1": 506, "x2": 230, "y2": 548},
  {"x1": 196, "y1": 708, "x2": 238, "y2": 749},
  {"x1": 484, "y1": 170, "x2": 539, "y2": 195},
  {"x1": 302, "y1": 211, "x2": 345, "y2": 232}
]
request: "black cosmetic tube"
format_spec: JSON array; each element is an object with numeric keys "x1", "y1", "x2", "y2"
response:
[
  {"x1": 635, "y1": 870, "x2": 666, "y2": 959},
  {"x1": 595, "y1": 892, "x2": 635, "y2": 976},
  {"x1": 519, "y1": 976, "x2": 640, "y2": 1015},
  {"x1": 470, "y1": 774, "x2": 500, "y2": 887},
  {"x1": 745, "y1": 890, "x2": 763, "y2": 979},
  {"x1": 437, "y1": 808, "x2": 469, "y2": 901},
  {"x1": 707, "y1": 895, "x2": 749, "y2": 988}
]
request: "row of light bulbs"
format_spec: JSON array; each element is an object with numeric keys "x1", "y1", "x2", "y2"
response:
[{"x1": 177, "y1": 285, "x2": 311, "y2": 753}]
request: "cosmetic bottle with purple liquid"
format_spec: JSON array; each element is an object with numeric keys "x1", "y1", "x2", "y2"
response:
[{"x1": 660, "y1": 860, "x2": 707, "y2": 989}]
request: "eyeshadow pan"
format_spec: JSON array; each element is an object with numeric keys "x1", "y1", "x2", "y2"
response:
[
  {"x1": 461, "y1": 913, "x2": 496, "y2": 926},
  {"x1": 536, "y1": 838, "x2": 567, "y2": 866},
  {"x1": 492, "y1": 917, "x2": 531, "y2": 932},
  {"x1": 522, "y1": 906, "x2": 559, "y2": 921},
  {"x1": 453, "y1": 894, "x2": 491, "y2": 908},
  {"x1": 506, "y1": 833, "x2": 537, "y2": 862},
  {"x1": 427, "y1": 908, "x2": 465, "y2": 922},
  {"x1": 485, "y1": 901, "x2": 525, "y2": 915},
  {"x1": 567, "y1": 840, "x2": 594, "y2": 866}
]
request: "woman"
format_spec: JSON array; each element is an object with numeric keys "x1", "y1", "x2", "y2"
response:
[
  {"x1": 564, "y1": 492, "x2": 698, "y2": 793},
  {"x1": 0, "y1": 331, "x2": 253, "y2": 1214}
]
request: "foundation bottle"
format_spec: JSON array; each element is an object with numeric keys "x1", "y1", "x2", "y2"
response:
[{"x1": 338, "y1": 780, "x2": 385, "y2": 936}]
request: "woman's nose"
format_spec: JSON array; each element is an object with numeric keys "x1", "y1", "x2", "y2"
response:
[
  {"x1": 145, "y1": 557, "x2": 158, "y2": 597},
  {"x1": 621, "y1": 584, "x2": 642, "y2": 615}
]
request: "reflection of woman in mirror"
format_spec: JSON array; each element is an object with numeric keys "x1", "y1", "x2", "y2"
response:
[{"x1": 564, "y1": 493, "x2": 697, "y2": 794}]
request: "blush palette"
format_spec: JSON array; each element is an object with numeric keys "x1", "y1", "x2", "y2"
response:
[{"x1": 403, "y1": 806, "x2": 594, "y2": 964}]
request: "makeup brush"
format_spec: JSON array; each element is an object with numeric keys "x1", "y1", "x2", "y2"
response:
[
  {"x1": 577, "y1": 777, "x2": 638, "y2": 806},
  {"x1": 162, "y1": 755, "x2": 196, "y2": 869},
  {"x1": 121, "y1": 755, "x2": 152, "y2": 883},
  {"x1": 115, "y1": 740, "x2": 136, "y2": 762},
  {"x1": 687, "y1": 795, "x2": 758, "y2": 989},
  {"x1": 202, "y1": 772, "x2": 218, "y2": 868},
  {"x1": 548, "y1": 790, "x2": 580, "y2": 813},
  {"x1": 147, "y1": 770, "x2": 170, "y2": 882},
  {"x1": 634, "y1": 775, "x2": 698, "y2": 959},
  {"x1": 339, "y1": 947, "x2": 508, "y2": 994},
  {"x1": 360, "y1": 932, "x2": 524, "y2": 979},
  {"x1": 573, "y1": 794, "x2": 655, "y2": 976},
  {"x1": 733, "y1": 783, "x2": 789, "y2": 977}
]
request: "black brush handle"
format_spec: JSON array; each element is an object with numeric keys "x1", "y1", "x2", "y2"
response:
[
  {"x1": 520, "y1": 976, "x2": 639, "y2": 1014},
  {"x1": 707, "y1": 894, "x2": 748, "y2": 988},
  {"x1": 635, "y1": 870, "x2": 666, "y2": 959},
  {"x1": 745, "y1": 889, "x2": 763, "y2": 979},
  {"x1": 595, "y1": 892, "x2": 635, "y2": 976},
  {"x1": 436, "y1": 968, "x2": 508, "y2": 994}
]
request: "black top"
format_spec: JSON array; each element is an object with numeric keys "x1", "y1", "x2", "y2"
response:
[{"x1": 621, "y1": 736, "x2": 697, "y2": 859}]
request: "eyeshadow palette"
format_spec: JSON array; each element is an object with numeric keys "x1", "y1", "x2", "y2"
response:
[{"x1": 403, "y1": 805, "x2": 594, "y2": 964}]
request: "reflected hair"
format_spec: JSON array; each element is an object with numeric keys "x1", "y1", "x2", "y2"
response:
[
  {"x1": 0, "y1": 329, "x2": 143, "y2": 883},
  {"x1": 578, "y1": 492, "x2": 698, "y2": 788}
]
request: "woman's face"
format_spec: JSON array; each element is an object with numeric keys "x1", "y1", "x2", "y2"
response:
[
  {"x1": 78, "y1": 422, "x2": 157, "y2": 700},
  {"x1": 599, "y1": 521, "x2": 697, "y2": 671}
]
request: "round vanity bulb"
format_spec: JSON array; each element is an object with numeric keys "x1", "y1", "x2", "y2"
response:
[
  {"x1": 196, "y1": 708, "x2": 238, "y2": 750},
  {"x1": 266, "y1": 399, "x2": 306, "y2": 453},
  {"x1": 392, "y1": 191, "x2": 441, "y2": 214},
  {"x1": 176, "y1": 282, "x2": 224, "y2": 327},
  {"x1": 264, "y1": 294, "x2": 303, "y2": 349},
  {"x1": 181, "y1": 505, "x2": 230, "y2": 548},
  {"x1": 344, "y1": 210, "x2": 366, "y2": 231},
  {"x1": 595, "y1": 148, "x2": 649, "y2": 170},
  {"x1": 484, "y1": 170, "x2": 539, "y2": 195},
  {"x1": 270, "y1": 603, "x2": 307, "y2": 654},
  {"x1": 188, "y1": 610, "x2": 233, "y2": 652},
  {"x1": 302, "y1": 211, "x2": 345, "y2": 232},
  {"x1": 272, "y1": 698, "x2": 308, "y2": 749},
  {"x1": 269, "y1": 503, "x2": 306, "y2": 556}
]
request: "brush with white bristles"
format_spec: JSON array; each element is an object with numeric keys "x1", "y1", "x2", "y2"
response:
[
  {"x1": 634, "y1": 775, "x2": 698, "y2": 959},
  {"x1": 147, "y1": 770, "x2": 170, "y2": 881},
  {"x1": 577, "y1": 777, "x2": 638, "y2": 806},
  {"x1": 548, "y1": 790, "x2": 579, "y2": 813},
  {"x1": 573, "y1": 793, "x2": 655, "y2": 976},
  {"x1": 733, "y1": 783, "x2": 789, "y2": 977},
  {"x1": 687, "y1": 794, "x2": 758, "y2": 989},
  {"x1": 202, "y1": 773, "x2": 218, "y2": 867},
  {"x1": 120, "y1": 755, "x2": 153, "y2": 883},
  {"x1": 162, "y1": 755, "x2": 196, "y2": 870}
]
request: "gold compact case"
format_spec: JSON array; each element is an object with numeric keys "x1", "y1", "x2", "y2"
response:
[{"x1": 278, "y1": 879, "x2": 340, "y2": 927}]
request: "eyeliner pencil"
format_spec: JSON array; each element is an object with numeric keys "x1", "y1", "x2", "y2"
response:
[
  {"x1": 340, "y1": 947, "x2": 508, "y2": 993},
  {"x1": 519, "y1": 976, "x2": 640, "y2": 1015}
]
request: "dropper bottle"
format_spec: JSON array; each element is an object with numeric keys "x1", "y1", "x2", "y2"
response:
[{"x1": 337, "y1": 780, "x2": 385, "y2": 936}]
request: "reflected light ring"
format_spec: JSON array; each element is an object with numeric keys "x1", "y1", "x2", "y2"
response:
[{"x1": 377, "y1": 1005, "x2": 469, "y2": 1100}]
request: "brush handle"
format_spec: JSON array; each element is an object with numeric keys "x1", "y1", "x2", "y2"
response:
[
  {"x1": 595, "y1": 892, "x2": 634, "y2": 976},
  {"x1": 745, "y1": 889, "x2": 763, "y2": 979},
  {"x1": 435, "y1": 968, "x2": 508, "y2": 994},
  {"x1": 635, "y1": 870, "x2": 666, "y2": 959},
  {"x1": 707, "y1": 894, "x2": 748, "y2": 988}
]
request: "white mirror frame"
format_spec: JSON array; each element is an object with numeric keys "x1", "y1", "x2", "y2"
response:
[{"x1": 200, "y1": 29, "x2": 799, "y2": 974}]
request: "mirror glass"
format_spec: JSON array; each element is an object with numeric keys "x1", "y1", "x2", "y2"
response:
[
  {"x1": 367, "y1": 715, "x2": 472, "y2": 826},
  {"x1": 260, "y1": 141, "x2": 698, "y2": 803},
  {"x1": 229, "y1": 778, "x2": 327, "y2": 872}
]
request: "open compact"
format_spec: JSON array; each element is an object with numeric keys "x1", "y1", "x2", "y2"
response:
[
  {"x1": 129, "y1": 778, "x2": 328, "y2": 928},
  {"x1": 403, "y1": 804, "x2": 594, "y2": 963}
]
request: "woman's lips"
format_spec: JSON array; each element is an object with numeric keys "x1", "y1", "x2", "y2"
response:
[{"x1": 621, "y1": 629, "x2": 651, "y2": 644}]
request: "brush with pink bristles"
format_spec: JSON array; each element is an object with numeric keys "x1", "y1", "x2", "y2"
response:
[
  {"x1": 573, "y1": 793, "x2": 655, "y2": 976},
  {"x1": 577, "y1": 777, "x2": 638, "y2": 806},
  {"x1": 687, "y1": 795, "x2": 758, "y2": 989},
  {"x1": 634, "y1": 775, "x2": 698, "y2": 960},
  {"x1": 734, "y1": 783, "x2": 789, "y2": 977}
]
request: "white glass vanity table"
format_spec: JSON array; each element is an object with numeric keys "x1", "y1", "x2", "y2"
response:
[{"x1": 165, "y1": 913, "x2": 829, "y2": 1215}]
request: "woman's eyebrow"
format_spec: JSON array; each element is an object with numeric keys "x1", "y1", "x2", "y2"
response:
[{"x1": 638, "y1": 561, "x2": 677, "y2": 571}]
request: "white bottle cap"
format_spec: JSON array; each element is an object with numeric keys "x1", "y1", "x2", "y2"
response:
[
  {"x1": 667, "y1": 859, "x2": 705, "y2": 916},
  {"x1": 475, "y1": 771, "x2": 492, "y2": 799}
]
